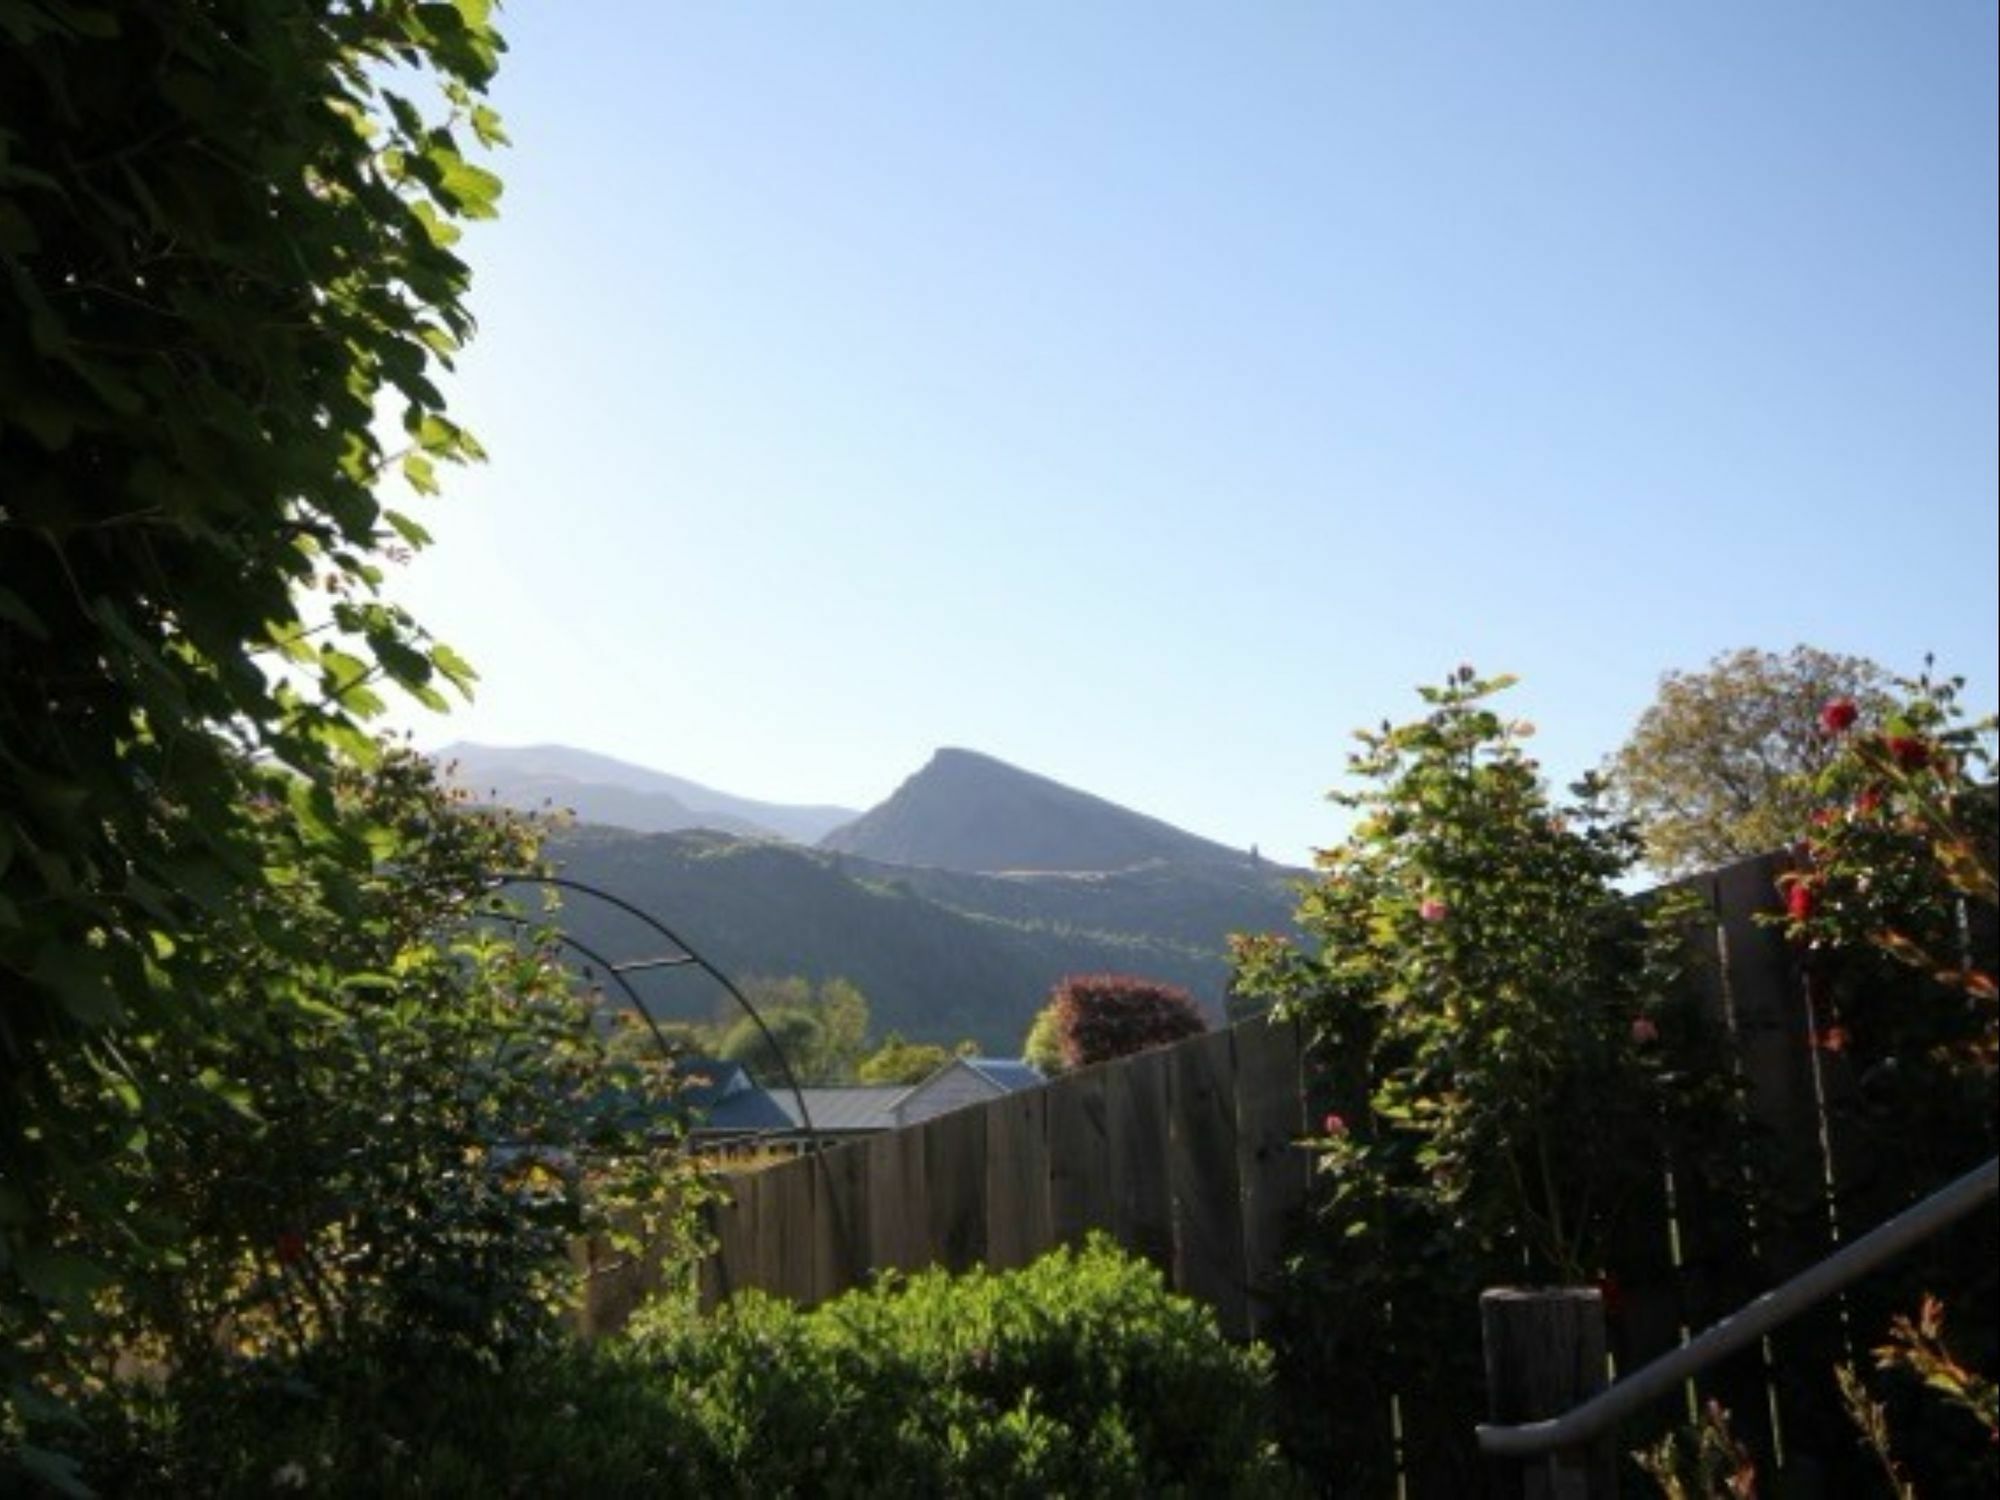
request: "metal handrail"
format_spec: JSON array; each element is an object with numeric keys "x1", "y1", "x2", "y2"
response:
[{"x1": 1476, "y1": 1155, "x2": 2000, "y2": 1459}]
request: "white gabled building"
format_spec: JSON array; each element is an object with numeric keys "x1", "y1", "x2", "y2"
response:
[{"x1": 891, "y1": 1057, "x2": 1044, "y2": 1129}]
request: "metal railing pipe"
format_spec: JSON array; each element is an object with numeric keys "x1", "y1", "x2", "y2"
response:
[{"x1": 1477, "y1": 1155, "x2": 1999, "y2": 1460}]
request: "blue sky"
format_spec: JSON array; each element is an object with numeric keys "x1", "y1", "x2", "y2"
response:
[{"x1": 392, "y1": 2, "x2": 1998, "y2": 865}]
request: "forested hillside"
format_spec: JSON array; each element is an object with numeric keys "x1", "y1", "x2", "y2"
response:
[{"x1": 543, "y1": 826, "x2": 1300, "y2": 1053}]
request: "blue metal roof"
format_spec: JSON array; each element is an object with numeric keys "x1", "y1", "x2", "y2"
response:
[
  {"x1": 674, "y1": 1056, "x2": 753, "y2": 1110},
  {"x1": 962, "y1": 1058, "x2": 1044, "y2": 1093}
]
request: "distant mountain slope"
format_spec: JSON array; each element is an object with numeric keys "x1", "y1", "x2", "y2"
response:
[
  {"x1": 818, "y1": 748, "x2": 1247, "y2": 873},
  {"x1": 435, "y1": 742, "x2": 858, "y2": 843},
  {"x1": 540, "y1": 826, "x2": 1300, "y2": 1054}
]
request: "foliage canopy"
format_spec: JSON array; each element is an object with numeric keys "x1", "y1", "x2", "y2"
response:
[
  {"x1": 1040, "y1": 973, "x2": 1207, "y2": 1071},
  {"x1": 1605, "y1": 645, "x2": 1894, "y2": 875},
  {"x1": 1, "y1": 0, "x2": 512, "y2": 1479}
]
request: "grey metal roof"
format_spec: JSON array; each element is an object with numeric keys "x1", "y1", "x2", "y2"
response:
[
  {"x1": 962, "y1": 1058, "x2": 1044, "y2": 1093},
  {"x1": 778, "y1": 1087, "x2": 910, "y2": 1132},
  {"x1": 689, "y1": 1083, "x2": 908, "y2": 1136},
  {"x1": 692, "y1": 1087, "x2": 796, "y2": 1134}
]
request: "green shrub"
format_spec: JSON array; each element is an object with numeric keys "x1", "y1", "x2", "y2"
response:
[
  {"x1": 624, "y1": 1234, "x2": 1292, "y2": 1497},
  {"x1": 82, "y1": 1236, "x2": 1295, "y2": 1496}
]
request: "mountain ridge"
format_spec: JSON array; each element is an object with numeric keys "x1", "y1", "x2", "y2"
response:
[
  {"x1": 544, "y1": 823, "x2": 1298, "y2": 1052},
  {"x1": 435, "y1": 741, "x2": 859, "y2": 843},
  {"x1": 818, "y1": 747, "x2": 1252, "y2": 874}
]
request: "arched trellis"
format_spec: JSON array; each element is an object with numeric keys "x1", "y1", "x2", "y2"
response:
[{"x1": 480, "y1": 871, "x2": 818, "y2": 1146}]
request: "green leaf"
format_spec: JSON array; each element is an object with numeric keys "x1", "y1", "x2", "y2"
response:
[
  {"x1": 384, "y1": 508, "x2": 434, "y2": 548},
  {"x1": 401, "y1": 452, "x2": 440, "y2": 496},
  {"x1": 14, "y1": 1445, "x2": 92, "y2": 1500},
  {"x1": 470, "y1": 103, "x2": 510, "y2": 148},
  {"x1": 31, "y1": 947, "x2": 122, "y2": 1026},
  {"x1": 0, "y1": 585, "x2": 44, "y2": 639},
  {"x1": 15, "y1": 1247, "x2": 112, "y2": 1305},
  {"x1": 431, "y1": 641, "x2": 478, "y2": 694}
]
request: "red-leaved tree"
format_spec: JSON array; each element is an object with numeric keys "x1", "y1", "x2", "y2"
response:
[{"x1": 1045, "y1": 974, "x2": 1208, "y2": 1070}]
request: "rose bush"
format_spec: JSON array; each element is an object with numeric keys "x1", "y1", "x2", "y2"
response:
[{"x1": 1235, "y1": 667, "x2": 1743, "y2": 1489}]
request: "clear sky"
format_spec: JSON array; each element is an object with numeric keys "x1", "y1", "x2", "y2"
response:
[{"x1": 390, "y1": 1, "x2": 1999, "y2": 867}]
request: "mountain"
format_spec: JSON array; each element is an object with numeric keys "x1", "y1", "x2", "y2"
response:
[
  {"x1": 434, "y1": 742, "x2": 859, "y2": 844},
  {"x1": 443, "y1": 741, "x2": 1301, "y2": 1051},
  {"x1": 540, "y1": 826, "x2": 1300, "y2": 1054},
  {"x1": 818, "y1": 747, "x2": 1248, "y2": 873}
]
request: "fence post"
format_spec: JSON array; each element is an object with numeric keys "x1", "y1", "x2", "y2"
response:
[{"x1": 1480, "y1": 1287, "x2": 1616, "y2": 1499}]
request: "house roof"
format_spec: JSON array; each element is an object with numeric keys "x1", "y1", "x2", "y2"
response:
[
  {"x1": 780, "y1": 1087, "x2": 910, "y2": 1132},
  {"x1": 961, "y1": 1058, "x2": 1044, "y2": 1093},
  {"x1": 692, "y1": 1084, "x2": 909, "y2": 1136},
  {"x1": 673, "y1": 1056, "x2": 753, "y2": 1110},
  {"x1": 692, "y1": 1086, "x2": 796, "y2": 1134}
]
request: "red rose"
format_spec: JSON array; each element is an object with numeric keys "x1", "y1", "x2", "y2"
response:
[
  {"x1": 1819, "y1": 698, "x2": 1859, "y2": 734},
  {"x1": 1817, "y1": 1024, "x2": 1850, "y2": 1054},
  {"x1": 1786, "y1": 882, "x2": 1815, "y2": 922},
  {"x1": 1886, "y1": 736, "x2": 1930, "y2": 770},
  {"x1": 275, "y1": 1231, "x2": 307, "y2": 1267},
  {"x1": 1854, "y1": 786, "x2": 1883, "y2": 817}
]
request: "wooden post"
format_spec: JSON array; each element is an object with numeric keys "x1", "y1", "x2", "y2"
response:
[{"x1": 1480, "y1": 1287, "x2": 1616, "y2": 1499}]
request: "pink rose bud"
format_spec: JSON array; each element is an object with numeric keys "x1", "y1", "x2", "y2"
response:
[
  {"x1": 1630, "y1": 1016, "x2": 1659, "y2": 1045},
  {"x1": 1322, "y1": 1112, "x2": 1348, "y2": 1137},
  {"x1": 1419, "y1": 898, "x2": 1449, "y2": 923}
]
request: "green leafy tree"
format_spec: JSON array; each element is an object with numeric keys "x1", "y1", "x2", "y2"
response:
[
  {"x1": 1022, "y1": 1003, "x2": 1066, "y2": 1076},
  {"x1": 717, "y1": 1009, "x2": 827, "y2": 1089},
  {"x1": 857, "y1": 1033, "x2": 954, "y2": 1085},
  {"x1": 712, "y1": 976, "x2": 874, "y2": 1084},
  {"x1": 815, "y1": 977, "x2": 871, "y2": 1081},
  {"x1": 1607, "y1": 645, "x2": 1895, "y2": 875},
  {"x1": 1, "y1": 1, "x2": 506, "y2": 1475}
]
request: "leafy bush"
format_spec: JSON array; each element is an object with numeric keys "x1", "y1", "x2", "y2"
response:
[
  {"x1": 624, "y1": 1234, "x2": 1292, "y2": 1497},
  {"x1": 4, "y1": 752, "x2": 701, "y2": 1492},
  {"x1": 1768, "y1": 668, "x2": 1998, "y2": 1498},
  {"x1": 79, "y1": 1236, "x2": 1296, "y2": 1497},
  {"x1": 1232, "y1": 668, "x2": 1744, "y2": 1491},
  {"x1": 1042, "y1": 974, "x2": 1207, "y2": 1070}
]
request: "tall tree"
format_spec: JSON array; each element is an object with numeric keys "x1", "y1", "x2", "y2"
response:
[
  {"x1": 1607, "y1": 645, "x2": 1895, "y2": 876},
  {"x1": 1, "y1": 0, "x2": 506, "y2": 1464}
]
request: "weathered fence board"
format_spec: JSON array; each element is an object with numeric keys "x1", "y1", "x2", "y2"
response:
[
  {"x1": 984, "y1": 1083, "x2": 1051, "y2": 1272},
  {"x1": 924, "y1": 1103, "x2": 988, "y2": 1273},
  {"x1": 813, "y1": 1142, "x2": 869, "y2": 1300},
  {"x1": 1234, "y1": 1016, "x2": 1307, "y2": 1334},
  {"x1": 1106, "y1": 1044, "x2": 1174, "y2": 1275},
  {"x1": 773, "y1": 1160, "x2": 815, "y2": 1304},
  {"x1": 1046, "y1": 1067, "x2": 1113, "y2": 1247},
  {"x1": 1169, "y1": 1027, "x2": 1250, "y2": 1337},
  {"x1": 871, "y1": 1115, "x2": 929, "y2": 1275}
]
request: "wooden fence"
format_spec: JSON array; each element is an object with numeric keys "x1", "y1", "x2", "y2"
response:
[
  {"x1": 692, "y1": 1013, "x2": 1310, "y2": 1338},
  {"x1": 668, "y1": 850, "x2": 1995, "y2": 1492}
]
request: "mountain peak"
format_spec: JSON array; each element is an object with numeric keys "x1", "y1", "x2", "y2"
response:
[{"x1": 818, "y1": 749, "x2": 1244, "y2": 874}]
